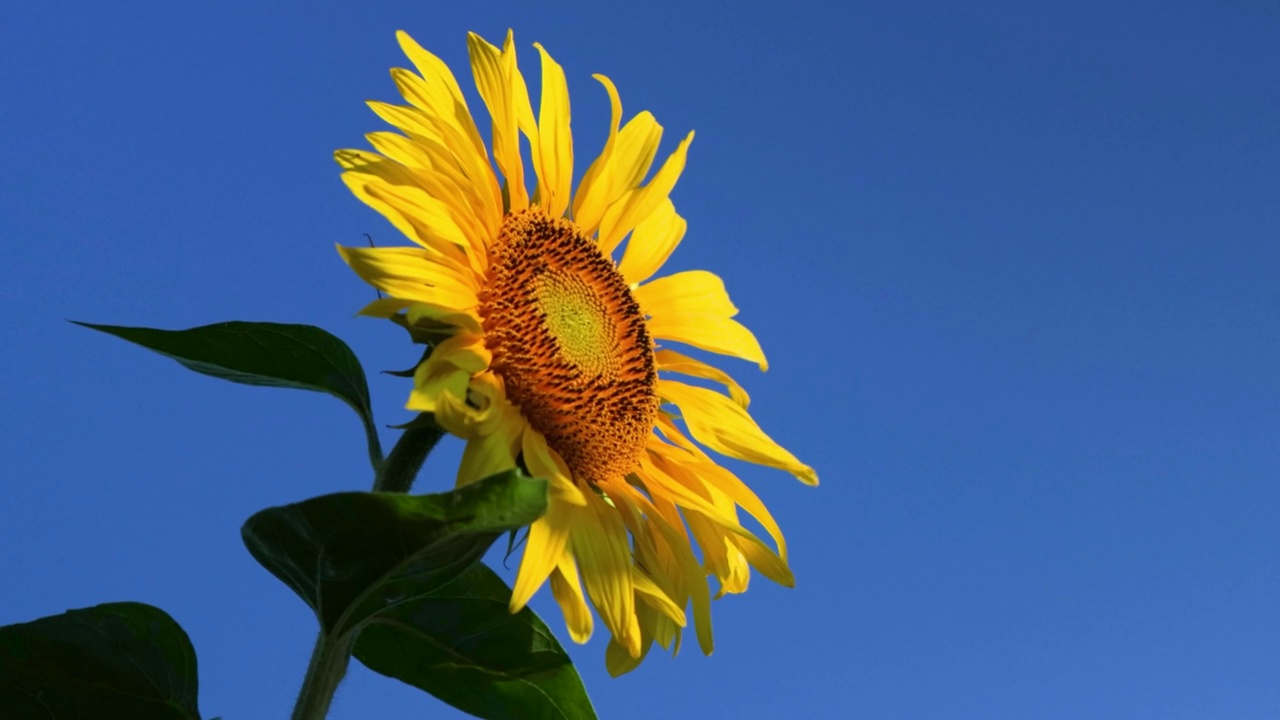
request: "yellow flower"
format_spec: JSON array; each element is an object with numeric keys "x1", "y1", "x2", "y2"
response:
[{"x1": 338, "y1": 30, "x2": 817, "y2": 674}]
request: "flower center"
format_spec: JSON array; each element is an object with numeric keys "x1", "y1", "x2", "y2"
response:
[{"x1": 480, "y1": 206, "x2": 657, "y2": 484}]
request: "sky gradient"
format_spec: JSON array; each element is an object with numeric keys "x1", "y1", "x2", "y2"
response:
[{"x1": 3, "y1": 1, "x2": 1279, "y2": 718}]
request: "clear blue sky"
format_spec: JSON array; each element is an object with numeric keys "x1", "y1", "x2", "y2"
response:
[{"x1": 3, "y1": 1, "x2": 1279, "y2": 718}]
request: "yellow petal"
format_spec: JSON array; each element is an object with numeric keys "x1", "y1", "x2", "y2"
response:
[
  {"x1": 633, "y1": 269, "x2": 737, "y2": 319},
  {"x1": 533, "y1": 42, "x2": 573, "y2": 217},
  {"x1": 354, "y1": 297, "x2": 415, "y2": 318},
  {"x1": 636, "y1": 453, "x2": 721, "y2": 520},
  {"x1": 549, "y1": 554, "x2": 593, "y2": 644},
  {"x1": 642, "y1": 446, "x2": 791, "y2": 593},
  {"x1": 338, "y1": 161, "x2": 472, "y2": 267},
  {"x1": 605, "y1": 636, "x2": 649, "y2": 677},
  {"x1": 337, "y1": 245, "x2": 479, "y2": 313},
  {"x1": 343, "y1": 174, "x2": 477, "y2": 260},
  {"x1": 634, "y1": 270, "x2": 767, "y2": 369},
  {"x1": 655, "y1": 348, "x2": 750, "y2": 408},
  {"x1": 335, "y1": 146, "x2": 388, "y2": 171},
  {"x1": 652, "y1": 413, "x2": 702, "y2": 455},
  {"x1": 406, "y1": 359, "x2": 470, "y2": 416},
  {"x1": 364, "y1": 128, "x2": 490, "y2": 261},
  {"x1": 364, "y1": 128, "x2": 457, "y2": 184},
  {"x1": 650, "y1": 613, "x2": 681, "y2": 655},
  {"x1": 728, "y1": 531, "x2": 794, "y2": 588},
  {"x1": 612, "y1": 114, "x2": 664, "y2": 195},
  {"x1": 468, "y1": 31, "x2": 528, "y2": 211},
  {"x1": 522, "y1": 427, "x2": 587, "y2": 506},
  {"x1": 508, "y1": 36, "x2": 541, "y2": 213},
  {"x1": 404, "y1": 303, "x2": 483, "y2": 335},
  {"x1": 720, "y1": 544, "x2": 752, "y2": 595},
  {"x1": 653, "y1": 444, "x2": 789, "y2": 561},
  {"x1": 455, "y1": 399, "x2": 524, "y2": 484},
  {"x1": 404, "y1": 332, "x2": 490, "y2": 417},
  {"x1": 612, "y1": 485, "x2": 713, "y2": 656},
  {"x1": 616, "y1": 199, "x2": 686, "y2": 286},
  {"x1": 433, "y1": 331, "x2": 491, "y2": 372},
  {"x1": 364, "y1": 101, "x2": 502, "y2": 240},
  {"x1": 685, "y1": 494, "x2": 754, "y2": 599},
  {"x1": 432, "y1": 370, "x2": 506, "y2": 438},
  {"x1": 365, "y1": 178, "x2": 473, "y2": 252},
  {"x1": 395, "y1": 30, "x2": 488, "y2": 163},
  {"x1": 597, "y1": 130, "x2": 693, "y2": 255},
  {"x1": 572, "y1": 75, "x2": 623, "y2": 228},
  {"x1": 648, "y1": 313, "x2": 767, "y2": 371},
  {"x1": 338, "y1": 244, "x2": 477, "y2": 292},
  {"x1": 360, "y1": 102, "x2": 438, "y2": 144},
  {"x1": 605, "y1": 604, "x2": 656, "y2": 677},
  {"x1": 607, "y1": 487, "x2": 687, "y2": 614},
  {"x1": 633, "y1": 568, "x2": 686, "y2": 627},
  {"x1": 658, "y1": 379, "x2": 817, "y2": 485},
  {"x1": 510, "y1": 497, "x2": 573, "y2": 612},
  {"x1": 579, "y1": 112, "x2": 663, "y2": 238},
  {"x1": 683, "y1": 511, "x2": 737, "y2": 596},
  {"x1": 571, "y1": 493, "x2": 641, "y2": 657}
]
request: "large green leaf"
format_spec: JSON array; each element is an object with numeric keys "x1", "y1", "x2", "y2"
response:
[
  {"x1": 355, "y1": 563, "x2": 597, "y2": 720},
  {"x1": 0, "y1": 602, "x2": 201, "y2": 719},
  {"x1": 240, "y1": 470, "x2": 548, "y2": 637},
  {"x1": 75, "y1": 321, "x2": 382, "y2": 467}
]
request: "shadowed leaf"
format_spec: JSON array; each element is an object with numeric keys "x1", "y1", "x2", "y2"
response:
[
  {"x1": 0, "y1": 602, "x2": 201, "y2": 719},
  {"x1": 240, "y1": 470, "x2": 547, "y2": 637},
  {"x1": 355, "y1": 563, "x2": 597, "y2": 720}
]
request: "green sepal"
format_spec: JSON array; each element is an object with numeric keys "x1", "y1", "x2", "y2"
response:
[
  {"x1": 387, "y1": 412, "x2": 441, "y2": 431},
  {"x1": 389, "y1": 312, "x2": 455, "y2": 347}
]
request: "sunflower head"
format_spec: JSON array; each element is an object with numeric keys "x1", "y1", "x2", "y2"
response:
[
  {"x1": 481, "y1": 205, "x2": 658, "y2": 486},
  {"x1": 338, "y1": 29, "x2": 816, "y2": 674}
]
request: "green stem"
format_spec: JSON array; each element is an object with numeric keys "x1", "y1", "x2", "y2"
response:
[
  {"x1": 291, "y1": 631, "x2": 353, "y2": 720},
  {"x1": 374, "y1": 414, "x2": 445, "y2": 493},
  {"x1": 291, "y1": 413, "x2": 444, "y2": 718},
  {"x1": 361, "y1": 417, "x2": 386, "y2": 476}
]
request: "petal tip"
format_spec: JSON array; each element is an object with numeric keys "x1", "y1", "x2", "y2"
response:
[
  {"x1": 507, "y1": 595, "x2": 530, "y2": 615},
  {"x1": 797, "y1": 466, "x2": 818, "y2": 486}
]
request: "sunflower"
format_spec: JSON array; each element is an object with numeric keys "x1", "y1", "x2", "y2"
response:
[{"x1": 337, "y1": 30, "x2": 816, "y2": 674}]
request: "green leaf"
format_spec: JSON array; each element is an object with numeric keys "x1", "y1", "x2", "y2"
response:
[
  {"x1": 240, "y1": 469, "x2": 548, "y2": 638},
  {"x1": 0, "y1": 602, "x2": 201, "y2": 719},
  {"x1": 75, "y1": 321, "x2": 382, "y2": 467},
  {"x1": 355, "y1": 563, "x2": 597, "y2": 720}
]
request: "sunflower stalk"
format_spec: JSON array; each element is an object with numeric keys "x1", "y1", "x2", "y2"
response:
[
  {"x1": 374, "y1": 414, "x2": 445, "y2": 492},
  {"x1": 292, "y1": 414, "x2": 444, "y2": 717},
  {"x1": 292, "y1": 631, "x2": 354, "y2": 720}
]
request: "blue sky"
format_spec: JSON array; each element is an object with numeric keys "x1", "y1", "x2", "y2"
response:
[{"x1": 3, "y1": 1, "x2": 1279, "y2": 718}]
